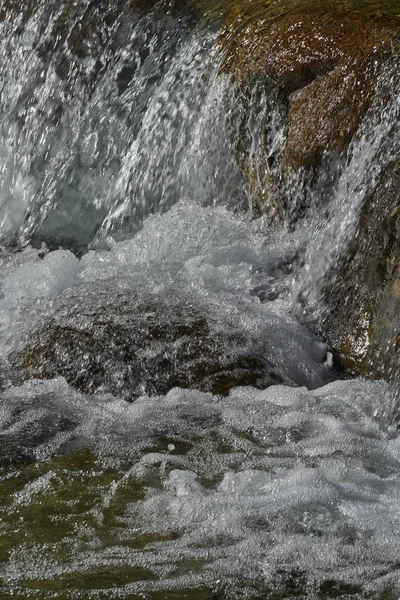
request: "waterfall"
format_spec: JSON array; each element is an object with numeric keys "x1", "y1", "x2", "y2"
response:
[{"x1": 1, "y1": 1, "x2": 400, "y2": 597}]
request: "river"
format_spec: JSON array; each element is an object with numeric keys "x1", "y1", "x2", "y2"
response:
[{"x1": 1, "y1": 1, "x2": 400, "y2": 598}]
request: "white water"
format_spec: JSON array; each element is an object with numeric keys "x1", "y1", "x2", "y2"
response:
[
  {"x1": 1, "y1": 0, "x2": 400, "y2": 597},
  {"x1": 1, "y1": 376, "x2": 399, "y2": 596}
]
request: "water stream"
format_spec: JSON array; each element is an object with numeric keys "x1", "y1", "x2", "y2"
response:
[{"x1": 1, "y1": 1, "x2": 400, "y2": 598}]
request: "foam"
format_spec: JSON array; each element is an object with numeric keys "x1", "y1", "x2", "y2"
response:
[{"x1": 1, "y1": 378, "x2": 400, "y2": 594}]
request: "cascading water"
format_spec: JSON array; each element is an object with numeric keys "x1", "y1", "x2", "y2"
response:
[{"x1": 1, "y1": 1, "x2": 400, "y2": 598}]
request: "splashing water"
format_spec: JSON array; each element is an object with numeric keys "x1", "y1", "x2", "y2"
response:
[{"x1": 1, "y1": 1, "x2": 400, "y2": 598}]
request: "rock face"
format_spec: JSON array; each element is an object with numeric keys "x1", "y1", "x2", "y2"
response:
[
  {"x1": 323, "y1": 158, "x2": 400, "y2": 380},
  {"x1": 222, "y1": 7, "x2": 400, "y2": 212},
  {"x1": 284, "y1": 60, "x2": 374, "y2": 169},
  {"x1": 221, "y1": 4, "x2": 400, "y2": 381}
]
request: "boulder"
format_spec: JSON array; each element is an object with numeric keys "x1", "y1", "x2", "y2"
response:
[{"x1": 11, "y1": 285, "x2": 336, "y2": 399}]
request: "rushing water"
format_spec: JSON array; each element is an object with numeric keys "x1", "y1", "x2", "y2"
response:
[{"x1": 1, "y1": 1, "x2": 400, "y2": 598}]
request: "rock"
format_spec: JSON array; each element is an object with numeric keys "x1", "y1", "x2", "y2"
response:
[
  {"x1": 11, "y1": 284, "x2": 336, "y2": 399},
  {"x1": 11, "y1": 289, "x2": 286, "y2": 400},
  {"x1": 221, "y1": 7, "x2": 400, "y2": 214},
  {"x1": 227, "y1": 80, "x2": 290, "y2": 223},
  {"x1": 220, "y1": 3, "x2": 400, "y2": 380},
  {"x1": 284, "y1": 60, "x2": 376, "y2": 169},
  {"x1": 323, "y1": 157, "x2": 400, "y2": 379},
  {"x1": 223, "y1": 10, "x2": 397, "y2": 93}
]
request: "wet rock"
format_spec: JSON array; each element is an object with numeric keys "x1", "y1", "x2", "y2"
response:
[
  {"x1": 11, "y1": 290, "x2": 286, "y2": 400},
  {"x1": 222, "y1": 7, "x2": 400, "y2": 214},
  {"x1": 11, "y1": 285, "x2": 335, "y2": 399},
  {"x1": 323, "y1": 158, "x2": 400, "y2": 379},
  {"x1": 223, "y1": 10, "x2": 398, "y2": 94},
  {"x1": 227, "y1": 80, "x2": 290, "y2": 223},
  {"x1": 131, "y1": 0, "x2": 193, "y2": 14},
  {"x1": 284, "y1": 59, "x2": 376, "y2": 169},
  {"x1": 220, "y1": 2, "x2": 400, "y2": 380}
]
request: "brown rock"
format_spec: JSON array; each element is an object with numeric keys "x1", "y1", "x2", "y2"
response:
[
  {"x1": 221, "y1": 3, "x2": 400, "y2": 379},
  {"x1": 223, "y1": 8, "x2": 400, "y2": 172},
  {"x1": 284, "y1": 60, "x2": 376, "y2": 168},
  {"x1": 224, "y1": 10, "x2": 397, "y2": 90}
]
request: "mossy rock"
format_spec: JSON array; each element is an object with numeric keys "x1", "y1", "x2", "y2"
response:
[{"x1": 11, "y1": 289, "x2": 288, "y2": 400}]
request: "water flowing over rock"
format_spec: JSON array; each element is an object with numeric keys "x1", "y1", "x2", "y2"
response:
[
  {"x1": 219, "y1": 2, "x2": 400, "y2": 380},
  {"x1": 11, "y1": 289, "x2": 293, "y2": 398},
  {"x1": 222, "y1": 5, "x2": 400, "y2": 212},
  {"x1": 3, "y1": 0, "x2": 400, "y2": 597},
  {"x1": 324, "y1": 156, "x2": 400, "y2": 378}
]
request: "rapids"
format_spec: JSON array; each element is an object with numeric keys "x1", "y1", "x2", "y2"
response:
[{"x1": 1, "y1": 0, "x2": 400, "y2": 598}]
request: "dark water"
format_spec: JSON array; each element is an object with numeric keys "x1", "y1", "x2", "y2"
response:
[{"x1": 1, "y1": 1, "x2": 400, "y2": 598}]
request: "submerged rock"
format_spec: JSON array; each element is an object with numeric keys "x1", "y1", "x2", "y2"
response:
[
  {"x1": 11, "y1": 286, "x2": 334, "y2": 399},
  {"x1": 323, "y1": 158, "x2": 400, "y2": 380},
  {"x1": 11, "y1": 291, "x2": 279, "y2": 399}
]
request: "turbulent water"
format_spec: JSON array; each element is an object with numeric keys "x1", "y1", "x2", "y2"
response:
[{"x1": 1, "y1": 1, "x2": 400, "y2": 598}]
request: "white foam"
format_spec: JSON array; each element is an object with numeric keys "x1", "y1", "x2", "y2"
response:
[{"x1": 1, "y1": 377, "x2": 399, "y2": 594}]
